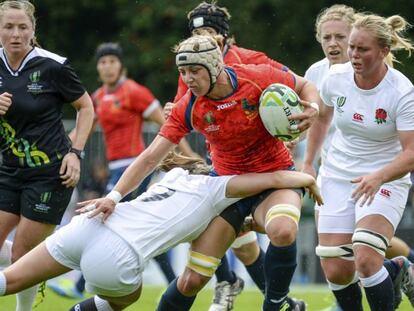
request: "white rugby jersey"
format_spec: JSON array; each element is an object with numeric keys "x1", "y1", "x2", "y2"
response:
[
  {"x1": 104, "y1": 167, "x2": 237, "y2": 263},
  {"x1": 320, "y1": 62, "x2": 414, "y2": 182},
  {"x1": 305, "y1": 58, "x2": 335, "y2": 162}
]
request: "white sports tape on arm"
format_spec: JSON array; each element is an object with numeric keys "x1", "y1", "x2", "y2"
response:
[{"x1": 105, "y1": 190, "x2": 122, "y2": 204}]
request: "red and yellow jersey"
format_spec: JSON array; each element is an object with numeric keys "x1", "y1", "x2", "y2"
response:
[
  {"x1": 93, "y1": 79, "x2": 158, "y2": 161},
  {"x1": 173, "y1": 44, "x2": 288, "y2": 102},
  {"x1": 160, "y1": 64, "x2": 295, "y2": 175}
]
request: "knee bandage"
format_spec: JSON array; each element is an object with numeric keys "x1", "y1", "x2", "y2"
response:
[
  {"x1": 315, "y1": 244, "x2": 354, "y2": 260},
  {"x1": 231, "y1": 231, "x2": 257, "y2": 249},
  {"x1": 352, "y1": 228, "x2": 389, "y2": 257},
  {"x1": 265, "y1": 204, "x2": 300, "y2": 229},
  {"x1": 186, "y1": 251, "x2": 221, "y2": 277}
]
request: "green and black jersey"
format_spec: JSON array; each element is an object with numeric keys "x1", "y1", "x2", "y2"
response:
[{"x1": 0, "y1": 47, "x2": 85, "y2": 168}]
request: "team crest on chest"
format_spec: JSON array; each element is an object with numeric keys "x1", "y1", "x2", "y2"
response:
[
  {"x1": 203, "y1": 111, "x2": 220, "y2": 133},
  {"x1": 336, "y1": 96, "x2": 346, "y2": 113},
  {"x1": 375, "y1": 108, "x2": 387, "y2": 124},
  {"x1": 27, "y1": 70, "x2": 44, "y2": 94},
  {"x1": 241, "y1": 98, "x2": 258, "y2": 120}
]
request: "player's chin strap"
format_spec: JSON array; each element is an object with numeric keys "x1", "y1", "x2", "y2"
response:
[{"x1": 187, "y1": 251, "x2": 221, "y2": 277}]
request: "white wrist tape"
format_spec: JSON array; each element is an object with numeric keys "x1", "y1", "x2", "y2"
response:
[
  {"x1": 105, "y1": 190, "x2": 122, "y2": 204},
  {"x1": 310, "y1": 102, "x2": 319, "y2": 112}
]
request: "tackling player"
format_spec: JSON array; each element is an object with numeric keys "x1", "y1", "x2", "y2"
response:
[{"x1": 0, "y1": 151, "x2": 322, "y2": 311}]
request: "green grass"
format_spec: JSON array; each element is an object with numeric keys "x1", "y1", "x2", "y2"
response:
[{"x1": 1, "y1": 285, "x2": 412, "y2": 310}]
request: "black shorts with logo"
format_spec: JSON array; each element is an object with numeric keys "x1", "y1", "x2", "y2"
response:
[{"x1": 0, "y1": 162, "x2": 74, "y2": 225}]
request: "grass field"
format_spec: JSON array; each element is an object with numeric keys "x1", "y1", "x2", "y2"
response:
[{"x1": 1, "y1": 285, "x2": 412, "y2": 310}]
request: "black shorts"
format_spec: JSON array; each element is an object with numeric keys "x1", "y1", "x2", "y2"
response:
[
  {"x1": 220, "y1": 187, "x2": 304, "y2": 235},
  {"x1": 216, "y1": 165, "x2": 305, "y2": 234},
  {"x1": 0, "y1": 163, "x2": 74, "y2": 225}
]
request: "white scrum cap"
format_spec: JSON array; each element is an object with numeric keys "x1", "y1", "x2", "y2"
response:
[{"x1": 176, "y1": 35, "x2": 223, "y2": 87}]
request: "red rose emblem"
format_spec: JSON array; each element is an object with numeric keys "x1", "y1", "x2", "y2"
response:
[{"x1": 375, "y1": 108, "x2": 387, "y2": 124}]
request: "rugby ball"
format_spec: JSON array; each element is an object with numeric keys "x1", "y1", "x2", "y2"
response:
[{"x1": 259, "y1": 83, "x2": 304, "y2": 142}]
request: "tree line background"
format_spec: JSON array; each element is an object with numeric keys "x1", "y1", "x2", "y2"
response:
[{"x1": 32, "y1": 0, "x2": 414, "y2": 117}]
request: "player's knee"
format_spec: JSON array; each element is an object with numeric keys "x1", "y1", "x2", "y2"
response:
[
  {"x1": 264, "y1": 204, "x2": 299, "y2": 245},
  {"x1": 181, "y1": 250, "x2": 220, "y2": 295},
  {"x1": 323, "y1": 261, "x2": 356, "y2": 285},
  {"x1": 352, "y1": 228, "x2": 388, "y2": 275},
  {"x1": 232, "y1": 240, "x2": 259, "y2": 265},
  {"x1": 266, "y1": 222, "x2": 297, "y2": 246},
  {"x1": 180, "y1": 270, "x2": 209, "y2": 295}
]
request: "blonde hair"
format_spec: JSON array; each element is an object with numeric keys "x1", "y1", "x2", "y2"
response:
[
  {"x1": 187, "y1": 1, "x2": 231, "y2": 21},
  {"x1": 353, "y1": 14, "x2": 414, "y2": 66},
  {"x1": 0, "y1": 0, "x2": 39, "y2": 47},
  {"x1": 190, "y1": 28, "x2": 225, "y2": 50},
  {"x1": 315, "y1": 4, "x2": 356, "y2": 43},
  {"x1": 157, "y1": 151, "x2": 210, "y2": 175}
]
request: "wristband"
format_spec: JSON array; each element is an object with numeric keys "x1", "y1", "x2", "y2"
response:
[
  {"x1": 106, "y1": 190, "x2": 122, "y2": 204},
  {"x1": 310, "y1": 102, "x2": 319, "y2": 112}
]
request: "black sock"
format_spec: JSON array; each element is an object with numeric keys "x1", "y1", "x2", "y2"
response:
[
  {"x1": 156, "y1": 278, "x2": 196, "y2": 311},
  {"x1": 383, "y1": 258, "x2": 399, "y2": 280},
  {"x1": 154, "y1": 252, "x2": 176, "y2": 283},
  {"x1": 408, "y1": 249, "x2": 414, "y2": 262},
  {"x1": 364, "y1": 276, "x2": 394, "y2": 311},
  {"x1": 262, "y1": 241, "x2": 297, "y2": 310},
  {"x1": 332, "y1": 282, "x2": 363, "y2": 311},
  {"x1": 75, "y1": 275, "x2": 86, "y2": 293},
  {"x1": 69, "y1": 297, "x2": 97, "y2": 311},
  {"x1": 245, "y1": 248, "x2": 265, "y2": 294},
  {"x1": 214, "y1": 255, "x2": 237, "y2": 283}
]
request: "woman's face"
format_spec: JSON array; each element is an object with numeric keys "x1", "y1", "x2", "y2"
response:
[
  {"x1": 178, "y1": 65, "x2": 211, "y2": 96},
  {"x1": 348, "y1": 28, "x2": 388, "y2": 77},
  {"x1": 0, "y1": 8, "x2": 34, "y2": 58},
  {"x1": 320, "y1": 20, "x2": 350, "y2": 65},
  {"x1": 96, "y1": 55, "x2": 122, "y2": 86}
]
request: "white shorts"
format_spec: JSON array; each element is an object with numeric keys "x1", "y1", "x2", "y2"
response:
[
  {"x1": 314, "y1": 173, "x2": 323, "y2": 211},
  {"x1": 46, "y1": 215, "x2": 143, "y2": 297},
  {"x1": 318, "y1": 176, "x2": 409, "y2": 234}
]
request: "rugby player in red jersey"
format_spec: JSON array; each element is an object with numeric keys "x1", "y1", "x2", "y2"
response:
[
  {"x1": 82, "y1": 35, "x2": 320, "y2": 311},
  {"x1": 163, "y1": 4, "x2": 309, "y2": 309}
]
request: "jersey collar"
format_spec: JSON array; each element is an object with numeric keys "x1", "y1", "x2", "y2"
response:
[{"x1": 0, "y1": 47, "x2": 36, "y2": 76}]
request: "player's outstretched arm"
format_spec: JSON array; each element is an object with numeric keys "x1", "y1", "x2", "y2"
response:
[{"x1": 225, "y1": 170, "x2": 322, "y2": 205}]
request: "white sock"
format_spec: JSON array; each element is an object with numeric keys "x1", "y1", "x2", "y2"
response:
[
  {"x1": 359, "y1": 266, "x2": 388, "y2": 288},
  {"x1": 16, "y1": 284, "x2": 38, "y2": 311},
  {"x1": 0, "y1": 240, "x2": 12, "y2": 268},
  {"x1": 0, "y1": 271, "x2": 6, "y2": 295},
  {"x1": 94, "y1": 295, "x2": 114, "y2": 311}
]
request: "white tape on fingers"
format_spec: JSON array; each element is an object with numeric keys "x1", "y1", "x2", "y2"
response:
[{"x1": 84, "y1": 204, "x2": 96, "y2": 212}]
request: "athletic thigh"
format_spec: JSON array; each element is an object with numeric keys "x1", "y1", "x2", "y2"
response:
[{"x1": 191, "y1": 216, "x2": 236, "y2": 258}]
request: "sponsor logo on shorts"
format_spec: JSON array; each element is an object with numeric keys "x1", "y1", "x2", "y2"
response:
[
  {"x1": 34, "y1": 203, "x2": 51, "y2": 213},
  {"x1": 40, "y1": 192, "x2": 52, "y2": 203},
  {"x1": 352, "y1": 113, "x2": 364, "y2": 123},
  {"x1": 379, "y1": 188, "x2": 391, "y2": 198}
]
